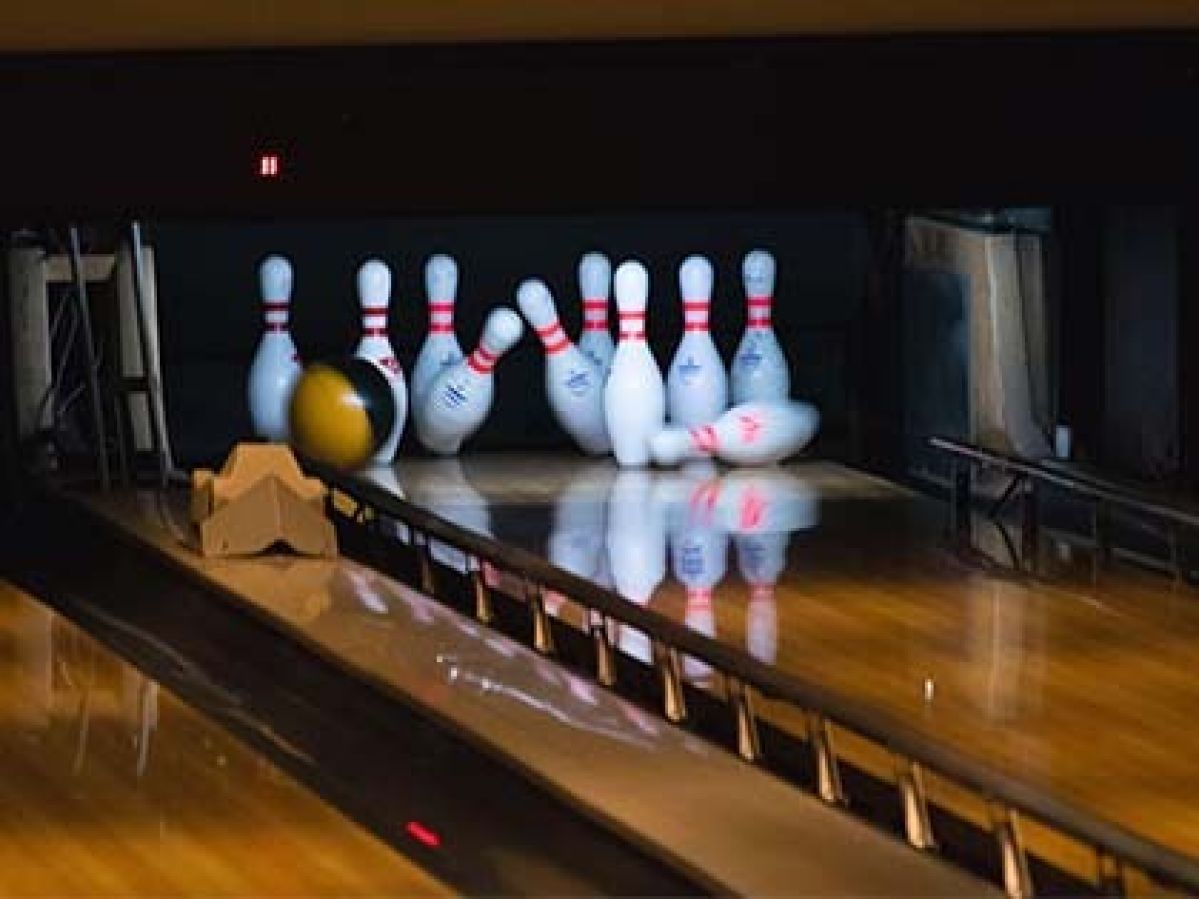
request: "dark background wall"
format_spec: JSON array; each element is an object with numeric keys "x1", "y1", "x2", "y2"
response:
[{"x1": 151, "y1": 213, "x2": 869, "y2": 464}]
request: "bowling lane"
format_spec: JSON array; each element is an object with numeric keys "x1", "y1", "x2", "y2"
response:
[
  {"x1": 370, "y1": 453, "x2": 1199, "y2": 862},
  {"x1": 0, "y1": 581, "x2": 450, "y2": 897}
]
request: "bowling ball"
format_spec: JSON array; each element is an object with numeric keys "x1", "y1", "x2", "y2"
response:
[{"x1": 288, "y1": 358, "x2": 396, "y2": 470}]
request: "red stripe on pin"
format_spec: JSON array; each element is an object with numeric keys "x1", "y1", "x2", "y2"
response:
[
  {"x1": 429, "y1": 302, "x2": 453, "y2": 311},
  {"x1": 682, "y1": 301, "x2": 709, "y2": 311},
  {"x1": 362, "y1": 327, "x2": 388, "y2": 337},
  {"x1": 429, "y1": 324, "x2": 454, "y2": 334},
  {"x1": 691, "y1": 425, "x2": 719, "y2": 454},
  {"x1": 619, "y1": 311, "x2": 646, "y2": 320},
  {"x1": 262, "y1": 301, "x2": 289, "y2": 312},
  {"x1": 583, "y1": 299, "x2": 607, "y2": 309},
  {"x1": 583, "y1": 322, "x2": 609, "y2": 331},
  {"x1": 747, "y1": 296, "x2": 772, "y2": 308},
  {"x1": 265, "y1": 323, "x2": 288, "y2": 333},
  {"x1": 544, "y1": 336, "x2": 569, "y2": 355},
  {"x1": 684, "y1": 323, "x2": 709, "y2": 332}
]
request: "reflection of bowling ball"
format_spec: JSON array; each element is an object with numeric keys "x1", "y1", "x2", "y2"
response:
[{"x1": 289, "y1": 358, "x2": 396, "y2": 470}]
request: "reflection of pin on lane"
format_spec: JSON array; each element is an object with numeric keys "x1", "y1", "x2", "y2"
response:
[
  {"x1": 672, "y1": 515, "x2": 728, "y2": 681},
  {"x1": 248, "y1": 255, "x2": 303, "y2": 442},
  {"x1": 516, "y1": 279, "x2": 610, "y2": 455},
  {"x1": 353, "y1": 259, "x2": 408, "y2": 465},
  {"x1": 712, "y1": 468, "x2": 821, "y2": 534},
  {"x1": 419, "y1": 308, "x2": 523, "y2": 455},
  {"x1": 606, "y1": 469, "x2": 667, "y2": 605},
  {"x1": 412, "y1": 255, "x2": 465, "y2": 448},
  {"x1": 667, "y1": 255, "x2": 728, "y2": 427},
  {"x1": 650, "y1": 400, "x2": 819, "y2": 467},
  {"x1": 737, "y1": 532, "x2": 787, "y2": 664}
]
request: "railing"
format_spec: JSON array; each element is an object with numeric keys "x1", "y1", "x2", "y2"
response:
[
  {"x1": 931, "y1": 435, "x2": 1199, "y2": 576},
  {"x1": 313, "y1": 460, "x2": 1199, "y2": 899}
]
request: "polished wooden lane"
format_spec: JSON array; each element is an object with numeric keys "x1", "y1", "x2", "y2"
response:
[
  {"x1": 68, "y1": 486, "x2": 994, "y2": 897},
  {"x1": 373, "y1": 454, "x2": 1199, "y2": 869},
  {"x1": 0, "y1": 581, "x2": 451, "y2": 897}
]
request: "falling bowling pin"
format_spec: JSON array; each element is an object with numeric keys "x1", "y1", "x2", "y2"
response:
[
  {"x1": 577, "y1": 252, "x2": 614, "y2": 379},
  {"x1": 731, "y1": 249, "x2": 790, "y2": 404},
  {"x1": 603, "y1": 261, "x2": 665, "y2": 467},
  {"x1": 667, "y1": 255, "x2": 728, "y2": 426},
  {"x1": 411, "y1": 255, "x2": 465, "y2": 427},
  {"x1": 354, "y1": 259, "x2": 408, "y2": 465},
  {"x1": 247, "y1": 255, "x2": 303, "y2": 441},
  {"x1": 516, "y1": 279, "x2": 610, "y2": 455},
  {"x1": 650, "y1": 400, "x2": 819, "y2": 467},
  {"x1": 419, "y1": 307, "x2": 524, "y2": 455}
]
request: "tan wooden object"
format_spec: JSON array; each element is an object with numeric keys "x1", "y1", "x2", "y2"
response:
[{"x1": 190, "y1": 443, "x2": 336, "y2": 558}]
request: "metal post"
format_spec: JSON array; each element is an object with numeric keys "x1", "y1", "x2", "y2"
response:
[
  {"x1": 470, "y1": 562, "x2": 494, "y2": 624},
  {"x1": 808, "y1": 712, "x2": 845, "y2": 804},
  {"x1": 127, "y1": 222, "x2": 174, "y2": 487},
  {"x1": 1095, "y1": 850, "x2": 1125, "y2": 896},
  {"x1": 1021, "y1": 479, "x2": 1039, "y2": 573},
  {"x1": 418, "y1": 533, "x2": 437, "y2": 595},
  {"x1": 591, "y1": 613, "x2": 616, "y2": 687},
  {"x1": 894, "y1": 756, "x2": 936, "y2": 850},
  {"x1": 951, "y1": 460, "x2": 972, "y2": 547},
  {"x1": 728, "y1": 677, "x2": 762, "y2": 762},
  {"x1": 989, "y1": 802, "x2": 1033, "y2": 899},
  {"x1": 67, "y1": 226, "x2": 110, "y2": 490},
  {"x1": 527, "y1": 581, "x2": 555, "y2": 655},
  {"x1": 654, "y1": 640, "x2": 687, "y2": 723}
]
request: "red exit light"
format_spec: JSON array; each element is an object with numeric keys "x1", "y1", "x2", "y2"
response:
[
  {"x1": 405, "y1": 820, "x2": 442, "y2": 849},
  {"x1": 258, "y1": 153, "x2": 281, "y2": 179}
]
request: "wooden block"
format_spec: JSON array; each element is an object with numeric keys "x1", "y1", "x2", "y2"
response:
[{"x1": 190, "y1": 443, "x2": 337, "y2": 558}]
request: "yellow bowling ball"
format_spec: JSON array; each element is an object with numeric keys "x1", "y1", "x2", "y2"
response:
[{"x1": 288, "y1": 358, "x2": 396, "y2": 470}]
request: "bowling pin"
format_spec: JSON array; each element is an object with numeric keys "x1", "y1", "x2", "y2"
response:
[
  {"x1": 354, "y1": 259, "x2": 408, "y2": 465},
  {"x1": 603, "y1": 261, "x2": 665, "y2": 467},
  {"x1": 577, "y1": 252, "x2": 614, "y2": 379},
  {"x1": 419, "y1": 307, "x2": 523, "y2": 455},
  {"x1": 667, "y1": 255, "x2": 728, "y2": 426},
  {"x1": 731, "y1": 249, "x2": 791, "y2": 404},
  {"x1": 516, "y1": 279, "x2": 610, "y2": 455},
  {"x1": 606, "y1": 469, "x2": 668, "y2": 606},
  {"x1": 411, "y1": 255, "x2": 465, "y2": 441},
  {"x1": 247, "y1": 254, "x2": 303, "y2": 441},
  {"x1": 650, "y1": 400, "x2": 819, "y2": 467}
]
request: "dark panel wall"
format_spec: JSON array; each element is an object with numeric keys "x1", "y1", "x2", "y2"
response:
[
  {"x1": 1102, "y1": 206, "x2": 1179, "y2": 479},
  {"x1": 150, "y1": 213, "x2": 869, "y2": 464}
]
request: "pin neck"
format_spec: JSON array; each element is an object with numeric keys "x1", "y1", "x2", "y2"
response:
[
  {"x1": 682, "y1": 299, "x2": 710, "y2": 333},
  {"x1": 749, "y1": 583, "x2": 774, "y2": 603},
  {"x1": 618, "y1": 309, "x2": 646, "y2": 340},
  {"x1": 467, "y1": 344, "x2": 499, "y2": 374},
  {"x1": 428, "y1": 300, "x2": 454, "y2": 334},
  {"x1": 746, "y1": 294, "x2": 773, "y2": 329},
  {"x1": 263, "y1": 299, "x2": 290, "y2": 330},
  {"x1": 582, "y1": 298, "x2": 609, "y2": 332},
  {"x1": 362, "y1": 302, "x2": 389, "y2": 338},
  {"x1": 535, "y1": 321, "x2": 569, "y2": 355},
  {"x1": 689, "y1": 424, "x2": 720, "y2": 454}
]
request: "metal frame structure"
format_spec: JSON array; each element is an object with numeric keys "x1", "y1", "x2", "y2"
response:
[{"x1": 316, "y1": 461, "x2": 1199, "y2": 899}]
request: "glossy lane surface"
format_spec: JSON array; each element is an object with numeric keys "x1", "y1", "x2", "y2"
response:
[
  {"x1": 368, "y1": 454, "x2": 1199, "y2": 864},
  {"x1": 0, "y1": 581, "x2": 450, "y2": 897}
]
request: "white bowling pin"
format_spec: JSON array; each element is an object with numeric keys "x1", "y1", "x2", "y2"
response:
[
  {"x1": 353, "y1": 259, "x2": 408, "y2": 465},
  {"x1": 731, "y1": 249, "x2": 790, "y2": 404},
  {"x1": 411, "y1": 255, "x2": 465, "y2": 435},
  {"x1": 667, "y1": 255, "x2": 728, "y2": 426},
  {"x1": 650, "y1": 400, "x2": 819, "y2": 467},
  {"x1": 516, "y1": 279, "x2": 610, "y2": 455},
  {"x1": 603, "y1": 261, "x2": 665, "y2": 467},
  {"x1": 419, "y1": 307, "x2": 523, "y2": 455},
  {"x1": 577, "y1": 252, "x2": 614, "y2": 379},
  {"x1": 247, "y1": 255, "x2": 303, "y2": 442}
]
